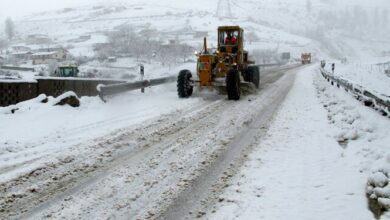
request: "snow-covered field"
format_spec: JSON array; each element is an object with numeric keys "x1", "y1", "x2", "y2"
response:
[
  {"x1": 324, "y1": 60, "x2": 390, "y2": 97},
  {"x1": 1, "y1": 0, "x2": 390, "y2": 219}
]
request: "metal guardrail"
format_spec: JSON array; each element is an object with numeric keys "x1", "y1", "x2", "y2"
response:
[
  {"x1": 98, "y1": 76, "x2": 177, "y2": 102},
  {"x1": 320, "y1": 68, "x2": 390, "y2": 116}
]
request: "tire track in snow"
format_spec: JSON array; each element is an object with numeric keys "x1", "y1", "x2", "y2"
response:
[
  {"x1": 0, "y1": 91, "x2": 213, "y2": 182},
  {"x1": 1, "y1": 99, "x2": 228, "y2": 219},
  {"x1": 158, "y1": 66, "x2": 301, "y2": 219}
]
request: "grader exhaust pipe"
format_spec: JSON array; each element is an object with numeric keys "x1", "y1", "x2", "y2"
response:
[{"x1": 203, "y1": 37, "x2": 208, "y2": 53}]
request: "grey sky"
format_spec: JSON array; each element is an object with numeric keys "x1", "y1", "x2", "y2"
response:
[{"x1": 0, "y1": 0, "x2": 105, "y2": 18}]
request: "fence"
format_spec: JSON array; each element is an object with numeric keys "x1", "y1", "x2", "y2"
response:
[
  {"x1": 320, "y1": 68, "x2": 390, "y2": 116},
  {"x1": 1, "y1": 66, "x2": 35, "y2": 72},
  {"x1": 0, "y1": 82, "x2": 37, "y2": 107},
  {"x1": 0, "y1": 78, "x2": 124, "y2": 107}
]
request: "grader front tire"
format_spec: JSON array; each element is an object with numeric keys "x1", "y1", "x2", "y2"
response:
[{"x1": 177, "y1": 70, "x2": 193, "y2": 98}]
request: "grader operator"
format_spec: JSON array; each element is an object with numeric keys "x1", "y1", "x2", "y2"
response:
[{"x1": 177, "y1": 26, "x2": 260, "y2": 100}]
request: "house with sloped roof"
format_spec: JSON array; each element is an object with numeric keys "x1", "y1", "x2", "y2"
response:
[
  {"x1": 26, "y1": 34, "x2": 52, "y2": 45},
  {"x1": 12, "y1": 45, "x2": 31, "y2": 52},
  {"x1": 32, "y1": 48, "x2": 68, "y2": 65},
  {"x1": 11, "y1": 51, "x2": 33, "y2": 60}
]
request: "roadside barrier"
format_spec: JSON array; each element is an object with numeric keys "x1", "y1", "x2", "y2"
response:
[
  {"x1": 320, "y1": 68, "x2": 390, "y2": 116},
  {"x1": 0, "y1": 78, "x2": 124, "y2": 107}
]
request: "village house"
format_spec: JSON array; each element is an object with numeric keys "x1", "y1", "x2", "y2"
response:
[
  {"x1": 36, "y1": 48, "x2": 68, "y2": 58},
  {"x1": 12, "y1": 45, "x2": 31, "y2": 52},
  {"x1": 32, "y1": 48, "x2": 69, "y2": 65},
  {"x1": 26, "y1": 34, "x2": 52, "y2": 45},
  {"x1": 79, "y1": 35, "x2": 91, "y2": 41},
  {"x1": 68, "y1": 35, "x2": 91, "y2": 43},
  {"x1": 11, "y1": 51, "x2": 33, "y2": 60}
]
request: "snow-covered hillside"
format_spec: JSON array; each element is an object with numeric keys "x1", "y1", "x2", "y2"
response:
[{"x1": 11, "y1": 0, "x2": 390, "y2": 62}]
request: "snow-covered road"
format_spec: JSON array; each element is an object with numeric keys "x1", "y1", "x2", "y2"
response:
[
  {"x1": 0, "y1": 65, "x2": 301, "y2": 219},
  {"x1": 3, "y1": 64, "x2": 387, "y2": 220}
]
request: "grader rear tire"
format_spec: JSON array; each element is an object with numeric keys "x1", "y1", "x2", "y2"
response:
[
  {"x1": 226, "y1": 68, "x2": 240, "y2": 100},
  {"x1": 177, "y1": 70, "x2": 193, "y2": 98}
]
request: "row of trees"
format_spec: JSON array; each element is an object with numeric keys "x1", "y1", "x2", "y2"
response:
[
  {"x1": 5, "y1": 18, "x2": 15, "y2": 41},
  {"x1": 0, "y1": 17, "x2": 16, "y2": 53}
]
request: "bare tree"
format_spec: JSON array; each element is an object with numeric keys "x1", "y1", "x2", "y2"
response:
[
  {"x1": 5, "y1": 17, "x2": 15, "y2": 41},
  {"x1": 0, "y1": 38, "x2": 8, "y2": 53}
]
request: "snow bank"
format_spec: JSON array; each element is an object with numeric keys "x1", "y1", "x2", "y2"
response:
[
  {"x1": 209, "y1": 66, "x2": 390, "y2": 219},
  {"x1": 52, "y1": 91, "x2": 80, "y2": 107},
  {"x1": 316, "y1": 67, "x2": 390, "y2": 218},
  {"x1": 325, "y1": 61, "x2": 390, "y2": 97},
  {"x1": 367, "y1": 155, "x2": 390, "y2": 209}
]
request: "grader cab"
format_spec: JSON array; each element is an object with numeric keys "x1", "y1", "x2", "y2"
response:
[
  {"x1": 55, "y1": 65, "x2": 79, "y2": 77},
  {"x1": 177, "y1": 26, "x2": 259, "y2": 100}
]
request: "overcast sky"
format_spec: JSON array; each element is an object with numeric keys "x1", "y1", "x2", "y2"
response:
[
  {"x1": 0, "y1": 0, "x2": 389, "y2": 19},
  {"x1": 0, "y1": 0, "x2": 105, "y2": 18}
]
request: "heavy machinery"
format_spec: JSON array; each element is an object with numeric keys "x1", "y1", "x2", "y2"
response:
[
  {"x1": 177, "y1": 26, "x2": 259, "y2": 100},
  {"x1": 301, "y1": 53, "x2": 312, "y2": 64},
  {"x1": 54, "y1": 65, "x2": 79, "y2": 77}
]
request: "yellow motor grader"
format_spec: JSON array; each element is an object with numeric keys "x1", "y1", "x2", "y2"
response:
[{"x1": 177, "y1": 26, "x2": 259, "y2": 100}]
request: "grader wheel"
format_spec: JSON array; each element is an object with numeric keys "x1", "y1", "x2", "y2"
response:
[
  {"x1": 226, "y1": 68, "x2": 241, "y2": 100},
  {"x1": 177, "y1": 69, "x2": 193, "y2": 98}
]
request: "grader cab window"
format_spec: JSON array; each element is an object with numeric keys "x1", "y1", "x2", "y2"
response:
[
  {"x1": 220, "y1": 30, "x2": 239, "y2": 46},
  {"x1": 59, "y1": 66, "x2": 79, "y2": 77}
]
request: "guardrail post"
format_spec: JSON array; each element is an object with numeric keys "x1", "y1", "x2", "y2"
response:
[{"x1": 140, "y1": 65, "x2": 145, "y2": 93}]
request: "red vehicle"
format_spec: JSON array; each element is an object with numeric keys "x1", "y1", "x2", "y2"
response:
[{"x1": 301, "y1": 53, "x2": 312, "y2": 64}]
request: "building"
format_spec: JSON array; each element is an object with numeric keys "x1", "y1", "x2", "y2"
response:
[
  {"x1": 12, "y1": 45, "x2": 31, "y2": 52},
  {"x1": 68, "y1": 35, "x2": 91, "y2": 43},
  {"x1": 0, "y1": 56, "x2": 4, "y2": 64},
  {"x1": 26, "y1": 34, "x2": 52, "y2": 45},
  {"x1": 32, "y1": 48, "x2": 69, "y2": 65},
  {"x1": 108, "y1": 56, "x2": 117, "y2": 62},
  {"x1": 11, "y1": 51, "x2": 33, "y2": 60},
  {"x1": 80, "y1": 35, "x2": 91, "y2": 41},
  {"x1": 36, "y1": 48, "x2": 68, "y2": 59}
]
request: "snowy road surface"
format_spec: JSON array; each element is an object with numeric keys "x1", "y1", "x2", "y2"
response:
[
  {"x1": 0, "y1": 65, "x2": 301, "y2": 219},
  {"x1": 2, "y1": 64, "x2": 388, "y2": 220}
]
